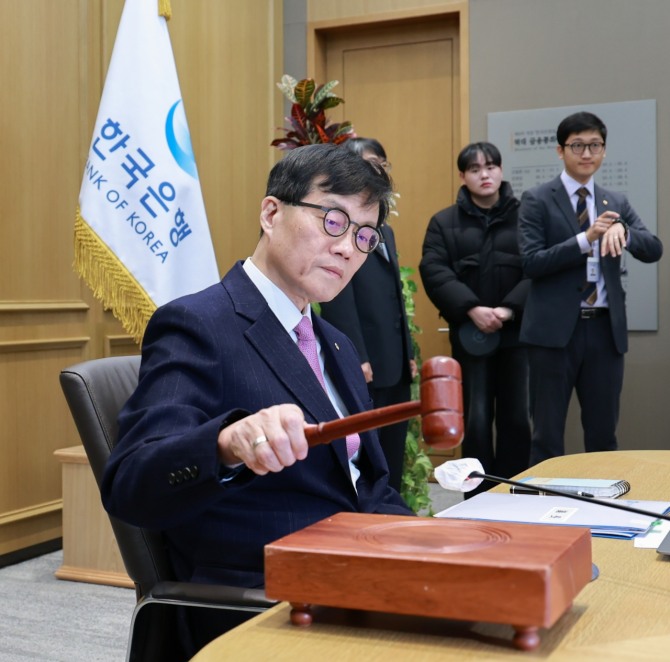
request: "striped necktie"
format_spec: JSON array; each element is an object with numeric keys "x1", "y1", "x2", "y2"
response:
[
  {"x1": 577, "y1": 187, "x2": 597, "y2": 306},
  {"x1": 294, "y1": 316, "x2": 360, "y2": 459}
]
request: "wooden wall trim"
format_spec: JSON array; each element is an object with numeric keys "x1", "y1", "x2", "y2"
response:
[
  {"x1": 307, "y1": 1, "x2": 468, "y2": 29},
  {"x1": 0, "y1": 301, "x2": 89, "y2": 313},
  {"x1": 0, "y1": 499, "x2": 62, "y2": 526},
  {"x1": 0, "y1": 337, "x2": 89, "y2": 354},
  {"x1": 104, "y1": 334, "x2": 138, "y2": 357}
]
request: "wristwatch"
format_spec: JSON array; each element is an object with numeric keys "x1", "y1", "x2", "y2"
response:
[{"x1": 613, "y1": 217, "x2": 629, "y2": 239}]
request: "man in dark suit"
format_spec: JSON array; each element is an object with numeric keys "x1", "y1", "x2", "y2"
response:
[
  {"x1": 519, "y1": 111, "x2": 662, "y2": 464},
  {"x1": 320, "y1": 138, "x2": 416, "y2": 491},
  {"x1": 101, "y1": 144, "x2": 412, "y2": 596}
]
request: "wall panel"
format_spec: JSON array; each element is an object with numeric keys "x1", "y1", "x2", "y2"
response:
[{"x1": 1, "y1": 1, "x2": 82, "y2": 302}]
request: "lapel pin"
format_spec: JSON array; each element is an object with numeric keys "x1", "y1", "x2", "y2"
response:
[
  {"x1": 603, "y1": 200, "x2": 608, "y2": 206},
  {"x1": 334, "y1": 342, "x2": 340, "y2": 351}
]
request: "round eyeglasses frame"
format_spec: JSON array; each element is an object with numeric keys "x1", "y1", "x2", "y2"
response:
[
  {"x1": 563, "y1": 141, "x2": 605, "y2": 155},
  {"x1": 281, "y1": 200, "x2": 383, "y2": 254}
]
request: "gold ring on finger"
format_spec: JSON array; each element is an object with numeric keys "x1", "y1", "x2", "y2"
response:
[{"x1": 252, "y1": 435, "x2": 269, "y2": 449}]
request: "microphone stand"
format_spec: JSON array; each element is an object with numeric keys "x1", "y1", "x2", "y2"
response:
[{"x1": 470, "y1": 471, "x2": 670, "y2": 523}]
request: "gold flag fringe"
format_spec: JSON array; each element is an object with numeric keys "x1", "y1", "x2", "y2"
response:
[
  {"x1": 75, "y1": 208, "x2": 156, "y2": 344},
  {"x1": 158, "y1": 0, "x2": 172, "y2": 20}
]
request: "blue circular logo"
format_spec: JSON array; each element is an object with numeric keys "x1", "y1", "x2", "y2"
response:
[{"x1": 165, "y1": 99, "x2": 198, "y2": 179}]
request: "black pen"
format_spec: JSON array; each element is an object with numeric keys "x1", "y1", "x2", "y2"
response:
[{"x1": 511, "y1": 487, "x2": 596, "y2": 497}]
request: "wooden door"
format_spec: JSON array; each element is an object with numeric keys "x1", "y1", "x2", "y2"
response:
[{"x1": 315, "y1": 16, "x2": 462, "y2": 366}]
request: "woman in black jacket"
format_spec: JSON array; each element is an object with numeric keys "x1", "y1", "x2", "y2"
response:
[{"x1": 420, "y1": 142, "x2": 530, "y2": 494}]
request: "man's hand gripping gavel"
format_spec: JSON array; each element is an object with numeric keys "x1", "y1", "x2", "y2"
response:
[{"x1": 304, "y1": 356, "x2": 464, "y2": 450}]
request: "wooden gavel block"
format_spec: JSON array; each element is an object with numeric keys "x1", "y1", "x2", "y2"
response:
[
  {"x1": 265, "y1": 512, "x2": 593, "y2": 652},
  {"x1": 304, "y1": 356, "x2": 463, "y2": 450}
]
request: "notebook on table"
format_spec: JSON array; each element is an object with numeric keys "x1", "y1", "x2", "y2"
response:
[
  {"x1": 436, "y1": 492, "x2": 670, "y2": 539},
  {"x1": 509, "y1": 477, "x2": 630, "y2": 498}
]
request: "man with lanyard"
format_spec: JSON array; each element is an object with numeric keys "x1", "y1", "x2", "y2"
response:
[{"x1": 518, "y1": 111, "x2": 662, "y2": 464}]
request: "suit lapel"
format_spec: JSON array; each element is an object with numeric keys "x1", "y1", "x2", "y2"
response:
[
  {"x1": 551, "y1": 176, "x2": 581, "y2": 233},
  {"x1": 313, "y1": 314, "x2": 367, "y2": 468},
  {"x1": 248, "y1": 312, "x2": 342, "y2": 425},
  {"x1": 380, "y1": 224, "x2": 398, "y2": 269},
  {"x1": 248, "y1": 313, "x2": 353, "y2": 472},
  {"x1": 224, "y1": 263, "x2": 362, "y2": 472},
  {"x1": 593, "y1": 183, "x2": 611, "y2": 217},
  {"x1": 315, "y1": 315, "x2": 368, "y2": 415},
  {"x1": 224, "y1": 263, "x2": 339, "y2": 426}
]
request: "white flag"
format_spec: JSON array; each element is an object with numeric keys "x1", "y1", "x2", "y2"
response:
[{"x1": 76, "y1": 0, "x2": 219, "y2": 342}]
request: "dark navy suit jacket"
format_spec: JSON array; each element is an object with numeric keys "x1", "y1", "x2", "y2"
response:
[
  {"x1": 320, "y1": 224, "x2": 413, "y2": 388},
  {"x1": 519, "y1": 177, "x2": 662, "y2": 354},
  {"x1": 101, "y1": 261, "x2": 411, "y2": 588}
]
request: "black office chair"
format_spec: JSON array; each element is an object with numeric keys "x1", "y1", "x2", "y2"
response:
[{"x1": 59, "y1": 356, "x2": 276, "y2": 662}]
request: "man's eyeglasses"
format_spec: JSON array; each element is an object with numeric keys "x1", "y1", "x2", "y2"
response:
[
  {"x1": 563, "y1": 141, "x2": 605, "y2": 155},
  {"x1": 282, "y1": 201, "x2": 383, "y2": 254}
]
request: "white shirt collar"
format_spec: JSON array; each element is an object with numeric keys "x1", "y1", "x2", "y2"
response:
[
  {"x1": 561, "y1": 170, "x2": 595, "y2": 199},
  {"x1": 242, "y1": 258, "x2": 309, "y2": 339}
]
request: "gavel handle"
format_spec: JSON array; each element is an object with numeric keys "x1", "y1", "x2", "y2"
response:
[{"x1": 304, "y1": 400, "x2": 421, "y2": 446}]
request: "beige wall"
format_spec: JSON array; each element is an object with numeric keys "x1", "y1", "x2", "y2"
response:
[{"x1": 468, "y1": 0, "x2": 669, "y2": 453}]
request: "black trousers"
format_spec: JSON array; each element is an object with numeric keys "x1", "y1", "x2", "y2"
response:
[
  {"x1": 451, "y1": 345, "x2": 531, "y2": 497},
  {"x1": 528, "y1": 314, "x2": 623, "y2": 465},
  {"x1": 370, "y1": 380, "x2": 411, "y2": 492}
]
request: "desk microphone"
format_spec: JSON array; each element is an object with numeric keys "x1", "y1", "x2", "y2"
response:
[{"x1": 435, "y1": 458, "x2": 670, "y2": 523}]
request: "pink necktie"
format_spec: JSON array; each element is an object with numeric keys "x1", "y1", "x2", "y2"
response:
[{"x1": 294, "y1": 316, "x2": 360, "y2": 459}]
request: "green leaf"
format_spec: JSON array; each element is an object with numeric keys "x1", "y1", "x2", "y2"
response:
[
  {"x1": 332, "y1": 121, "x2": 354, "y2": 138},
  {"x1": 398, "y1": 261, "x2": 432, "y2": 514},
  {"x1": 313, "y1": 80, "x2": 340, "y2": 106},
  {"x1": 294, "y1": 79, "x2": 316, "y2": 108},
  {"x1": 318, "y1": 96, "x2": 344, "y2": 111}
]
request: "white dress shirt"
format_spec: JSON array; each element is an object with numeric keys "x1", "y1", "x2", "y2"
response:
[{"x1": 560, "y1": 171, "x2": 608, "y2": 308}]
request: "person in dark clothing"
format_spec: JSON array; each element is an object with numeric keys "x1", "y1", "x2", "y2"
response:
[
  {"x1": 103, "y1": 143, "x2": 412, "y2": 586},
  {"x1": 320, "y1": 138, "x2": 416, "y2": 491},
  {"x1": 519, "y1": 112, "x2": 662, "y2": 464},
  {"x1": 420, "y1": 142, "x2": 530, "y2": 495}
]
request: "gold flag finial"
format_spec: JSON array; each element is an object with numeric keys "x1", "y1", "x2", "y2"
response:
[{"x1": 159, "y1": 0, "x2": 172, "y2": 20}]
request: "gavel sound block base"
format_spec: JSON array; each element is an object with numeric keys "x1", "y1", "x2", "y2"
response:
[{"x1": 264, "y1": 512, "x2": 592, "y2": 651}]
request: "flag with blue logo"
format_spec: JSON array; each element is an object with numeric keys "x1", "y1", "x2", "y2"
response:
[{"x1": 75, "y1": 0, "x2": 218, "y2": 342}]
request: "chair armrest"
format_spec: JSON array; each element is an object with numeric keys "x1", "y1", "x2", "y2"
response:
[{"x1": 144, "y1": 580, "x2": 277, "y2": 610}]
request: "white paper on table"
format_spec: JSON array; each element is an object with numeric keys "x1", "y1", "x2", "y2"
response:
[{"x1": 634, "y1": 519, "x2": 670, "y2": 548}]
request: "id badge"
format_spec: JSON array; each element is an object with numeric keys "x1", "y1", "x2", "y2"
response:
[{"x1": 586, "y1": 256, "x2": 600, "y2": 283}]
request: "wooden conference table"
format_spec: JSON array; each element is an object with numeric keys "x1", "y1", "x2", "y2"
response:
[{"x1": 191, "y1": 451, "x2": 670, "y2": 661}]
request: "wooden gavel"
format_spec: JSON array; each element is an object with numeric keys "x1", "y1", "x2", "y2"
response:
[{"x1": 304, "y1": 356, "x2": 464, "y2": 450}]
